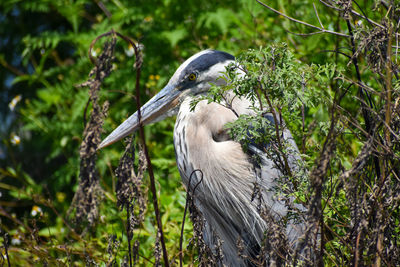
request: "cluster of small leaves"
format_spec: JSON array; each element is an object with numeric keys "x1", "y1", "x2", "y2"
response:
[
  {"x1": 197, "y1": 44, "x2": 339, "y2": 160},
  {"x1": 227, "y1": 113, "x2": 276, "y2": 151}
]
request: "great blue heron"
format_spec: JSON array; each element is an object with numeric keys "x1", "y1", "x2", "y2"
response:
[{"x1": 99, "y1": 50, "x2": 306, "y2": 266}]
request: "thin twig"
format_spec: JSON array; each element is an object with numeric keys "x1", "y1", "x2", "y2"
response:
[
  {"x1": 313, "y1": 3, "x2": 324, "y2": 29},
  {"x1": 301, "y1": 72, "x2": 306, "y2": 154},
  {"x1": 124, "y1": 33, "x2": 170, "y2": 267},
  {"x1": 385, "y1": 20, "x2": 393, "y2": 145},
  {"x1": 0, "y1": 206, "x2": 33, "y2": 233},
  {"x1": 256, "y1": 0, "x2": 351, "y2": 37},
  {"x1": 127, "y1": 203, "x2": 133, "y2": 267},
  {"x1": 284, "y1": 28, "x2": 327, "y2": 37},
  {"x1": 88, "y1": 30, "x2": 115, "y2": 64},
  {"x1": 0, "y1": 57, "x2": 25, "y2": 76},
  {"x1": 345, "y1": 20, "x2": 376, "y2": 126},
  {"x1": 320, "y1": 0, "x2": 400, "y2": 37},
  {"x1": 95, "y1": 0, "x2": 112, "y2": 18},
  {"x1": 3, "y1": 233, "x2": 11, "y2": 267},
  {"x1": 320, "y1": 49, "x2": 352, "y2": 59},
  {"x1": 261, "y1": 84, "x2": 293, "y2": 178}
]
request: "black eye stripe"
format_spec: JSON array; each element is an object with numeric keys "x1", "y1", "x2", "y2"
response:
[{"x1": 178, "y1": 50, "x2": 235, "y2": 81}]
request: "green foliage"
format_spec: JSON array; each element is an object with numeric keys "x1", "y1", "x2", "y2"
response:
[{"x1": 191, "y1": 44, "x2": 340, "y2": 161}]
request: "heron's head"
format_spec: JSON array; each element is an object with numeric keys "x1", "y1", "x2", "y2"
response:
[{"x1": 99, "y1": 50, "x2": 235, "y2": 148}]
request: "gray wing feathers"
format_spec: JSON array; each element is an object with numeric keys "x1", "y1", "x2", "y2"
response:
[{"x1": 175, "y1": 97, "x2": 306, "y2": 265}]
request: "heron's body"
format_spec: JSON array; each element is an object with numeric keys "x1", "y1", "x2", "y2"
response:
[
  {"x1": 175, "y1": 96, "x2": 303, "y2": 266},
  {"x1": 99, "y1": 50, "x2": 306, "y2": 266}
]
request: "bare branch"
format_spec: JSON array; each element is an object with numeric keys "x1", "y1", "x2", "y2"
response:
[
  {"x1": 284, "y1": 28, "x2": 326, "y2": 37},
  {"x1": 256, "y1": 0, "x2": 351, "y2": 37},
  {"x1": 313, "y1": 3, "x2": 324, "y2": 29},
  {"x1": 95, "y1": 0, "x2": 112, "y2": 18},
  {"x1": 126, "y1": 33, "x2": 170, "y2": 267},
  {"x1": 320, "y1": 0, "x2": 400, "y2": 37}
]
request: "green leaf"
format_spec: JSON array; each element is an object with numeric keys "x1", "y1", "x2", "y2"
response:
[{"x1": 162, "y1": 28, "x2": 187, "y2": 48}]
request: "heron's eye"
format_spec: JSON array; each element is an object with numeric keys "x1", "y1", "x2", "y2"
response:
[{"x1": 188, "y1": 73, "x2": 197, "y2": 81}]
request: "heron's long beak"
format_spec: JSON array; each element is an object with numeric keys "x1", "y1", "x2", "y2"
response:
[{"x1": 98, "y1": 84, "x2": 181, "y2": 149}]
